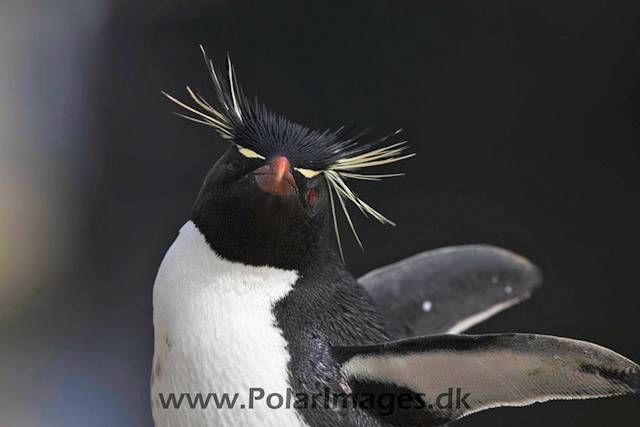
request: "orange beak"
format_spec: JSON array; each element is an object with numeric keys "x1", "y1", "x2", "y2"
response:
[{"x1": 253, "y1": 156, "x2": 297, "y2": 197}]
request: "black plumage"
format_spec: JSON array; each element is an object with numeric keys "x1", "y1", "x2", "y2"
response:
[{"x1": 158, "y1": 48, "x2": 640, "y2": 427}]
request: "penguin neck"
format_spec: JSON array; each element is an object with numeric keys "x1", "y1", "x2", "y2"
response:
[{"x1": 190, "y1": 202, "x2": 339, "y2": 273}]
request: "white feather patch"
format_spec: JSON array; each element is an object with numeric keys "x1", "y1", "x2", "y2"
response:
[
  {"x1": 445, "y1": 297, "x2": 523, "y2": 334},
  {"x1": 151, "y1": 221, "x2": 307, "y2": 427}
]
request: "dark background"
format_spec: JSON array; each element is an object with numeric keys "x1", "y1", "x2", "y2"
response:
[{"x1": 1, "y1": 0, "x2": 639, "y2": 425}]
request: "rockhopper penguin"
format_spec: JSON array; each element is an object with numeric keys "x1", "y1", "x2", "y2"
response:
[{"x1": 151, "y1": 47, "x2": 640, "y2": 426}]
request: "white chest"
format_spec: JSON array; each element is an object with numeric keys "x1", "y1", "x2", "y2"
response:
[{"x1": 151, "y1": 221, "x2": 307, "y2": 427}]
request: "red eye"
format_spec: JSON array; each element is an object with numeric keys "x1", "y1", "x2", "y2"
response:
[
  {"x1": 308, "y1": 188, "x2": 316, "y2": 204},
  {"x1": 226, "y1": 162, "x2": 239, "y2": 171}
]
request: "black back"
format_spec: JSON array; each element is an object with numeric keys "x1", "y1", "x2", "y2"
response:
[{"x1": 273, "y1": 255, "x2": 392, "y2": 427}]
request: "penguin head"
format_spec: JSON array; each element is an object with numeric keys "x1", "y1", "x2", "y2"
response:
[
  {"x1": 166, "y1": 47, "x2": 414, "y2": 269},
  {"x1": 191, "y1": 143, "x2": 332, "y2": 270}
]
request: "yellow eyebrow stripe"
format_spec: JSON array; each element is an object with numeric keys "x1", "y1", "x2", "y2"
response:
[
  {"x1": 236, "y1": 145, "x2": 266, "y2": 159},
  {"x1": 295, "y1": 168, "x2": 322, "y2": 178}
]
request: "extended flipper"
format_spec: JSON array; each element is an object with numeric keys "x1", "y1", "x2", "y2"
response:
[
  {"x1": 359, "y1": 245, "x2": 542, "y2": 338},
  {"x1": 333, "y1": 334, "x2": 639, "y2": 426}
]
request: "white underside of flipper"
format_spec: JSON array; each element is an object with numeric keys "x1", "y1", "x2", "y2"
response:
[{"x1": 151, "y1": 221, "x2": 308, "y2": 427}]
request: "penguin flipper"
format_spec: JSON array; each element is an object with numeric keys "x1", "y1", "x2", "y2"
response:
[
  {"x1": 333, "y1": 333, "x2": 640, "y2": 426},
  {"x1": 358, "y1": 245, "x2": 542, "y2": 338}
]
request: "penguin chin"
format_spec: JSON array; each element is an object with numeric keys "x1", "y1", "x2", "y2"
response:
[{"x1": 192, "y1": 183, "x2": 327, "y2": 270}]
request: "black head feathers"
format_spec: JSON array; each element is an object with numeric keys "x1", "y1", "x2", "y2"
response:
[{"x1": 163, "y1": 46, "x2": 415, "y2": 260}]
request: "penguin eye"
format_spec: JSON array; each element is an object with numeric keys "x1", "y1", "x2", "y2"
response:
[
  {"x1": 226, "y1": 161, "x2": 239, "y2": 171},
  {"x1": 308, "y1": 188, "x2": 316, "y2": 204}
]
